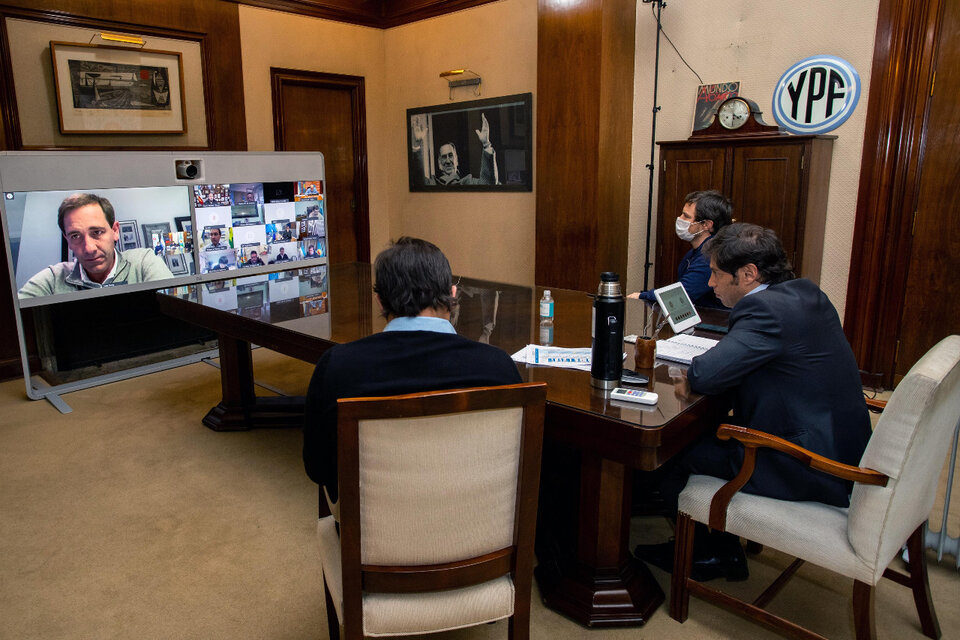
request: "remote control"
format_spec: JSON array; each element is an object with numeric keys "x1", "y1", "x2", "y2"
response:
[{"x1": 610, "y1": 387, "x2": 658, "y2": 405}]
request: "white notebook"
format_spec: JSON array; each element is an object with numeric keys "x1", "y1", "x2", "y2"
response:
[{"x1": 655, "y1": 334, "x2": 719, "y2": 365}]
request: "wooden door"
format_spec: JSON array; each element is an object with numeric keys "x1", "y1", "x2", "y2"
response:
[
  {"x1": 728, "y1": 143, "x2": 805, "y2": 273},
  {"x1": 895, "y1": 0, "x2": 960, "y2": 381},
  {"x1": 272, "y1": 69, "x2": 370, "y2": 264},
  {"x1": 655, "y1": 145, "x2": 725, "y2": 289}
]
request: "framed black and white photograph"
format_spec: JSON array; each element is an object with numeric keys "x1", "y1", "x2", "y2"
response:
[
  {"x1": 165, "y1": 252, "x2": 188, "y2": 276},
  {"x1": 118, "y1": 219, "x2": 140, "y2": 251},
  {"x1": 142, "y1": 222, "x2": 171, "y2": 250},
  {"x1": 50, "y1": 41, "x2": 187, "y2": 134},
  {"x1": 407, "y1": 92, "x2": 532, "y2": 192}
]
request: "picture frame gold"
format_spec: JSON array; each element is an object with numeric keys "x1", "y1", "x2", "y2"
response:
[{"x1": 50, "y1": 41, "x2": 187, "y2": 134}]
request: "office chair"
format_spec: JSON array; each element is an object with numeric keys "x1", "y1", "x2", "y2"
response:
[
  {"x1": 670, "y1": 335, "x2": 960, "y2": 640},
  {"x1": 316, "y1": 382, "x2": 546, "y2": 639}
]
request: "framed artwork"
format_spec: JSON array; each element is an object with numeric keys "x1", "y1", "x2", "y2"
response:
[
  {"x1": 407, "y1": 92, "x2": 533, "y2": 192},
  {"x1": 142, "y1": 222, "x2": 171, "y2": 249},
  {"x1": 50, "y1": 41, "x2": 187, "y2": 134},
  {"x1": 174, "y1": 216, "x2": 192, "y2": 234},
  {"x1": 165, "y1": 252, "x2": 188, "y2": 276},
  {"x1": 118, "y1": 219, "x2": 140, "y2": 251}
]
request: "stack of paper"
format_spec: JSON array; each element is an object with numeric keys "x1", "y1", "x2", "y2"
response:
[{"x1": 511, "y1": 345, "x2": 593, "y2": 371}]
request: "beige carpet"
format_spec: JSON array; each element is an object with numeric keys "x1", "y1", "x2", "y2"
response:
[{"x1": 1, "y1": 350, "x2": 957, "y2": 639}]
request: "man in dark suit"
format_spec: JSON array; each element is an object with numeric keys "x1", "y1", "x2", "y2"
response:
[
  {"x1": 303, "y1": 237, "x2": 522, "y2": 515},
  {"x1": 637, "y1": 223, "x2": 871, "y2": 580}
]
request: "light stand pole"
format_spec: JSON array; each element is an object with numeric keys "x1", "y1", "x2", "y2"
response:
[{"x1": 641, "y1": 0, "x2": 665, "y2": 291}]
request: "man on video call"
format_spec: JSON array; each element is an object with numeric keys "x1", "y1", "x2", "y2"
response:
[
  {"x1": 303, "y1": 236, "x2": 521, "y2": 516},
  {"x1": 411, "y1": 112, "x2": 497, "y2": 186},
  {"x1": 18, "y1": 193, "x2": 173, "y2": 299},
  {"x1": 206, "y1": 227, "x2": 227, "y2": 250},
  {"x1": 635, "y1": 223, "x2": 871, "y2": 581}
]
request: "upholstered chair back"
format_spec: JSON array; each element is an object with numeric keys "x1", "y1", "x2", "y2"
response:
[
  {"x1": 356, "y1": 407, "x2": 523, "y2": 565},
  {"x1": 848, "y1": 335, "x2": 960, "y2": 583}
]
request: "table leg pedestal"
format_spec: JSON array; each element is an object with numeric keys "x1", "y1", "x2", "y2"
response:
[
  {"x1": 202, "y1": 334, "x2": 306, "y2": 431},
  {"x1": 535, "y1": 452, "x2": 664, "y2": 626}
]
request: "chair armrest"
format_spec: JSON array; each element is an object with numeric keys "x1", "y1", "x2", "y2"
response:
[
  {"x1": 706, "y1": 424, "x2": 888, "y2": 530},
  {"x1": 865, "y1": 397, "x2": 887, "y2": 413}
]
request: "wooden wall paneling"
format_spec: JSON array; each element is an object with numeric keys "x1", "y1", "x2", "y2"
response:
[
  {"x1": 0, "y1": 1, "x2": 246, "y2": 150},
  {"x1": 594, "y1": 0, "x2": 635, "y2": 289},
  {"x1": 226, "y1": 0, "x2": 500, "y2": 28},
  {"x1": 800, "y1": 137, "x2": 835, "y2": 286},
  {"x1": 843, "y1": 0, "x2": 944, "y2": 383},
  {"x1": 893, "y1": 0, "x2": 960, "y2": 381},
  {"x1": 536, "y1": 0, "x2": 635, "y2": 292}
]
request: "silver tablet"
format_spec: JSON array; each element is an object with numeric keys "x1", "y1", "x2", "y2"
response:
[{"x1": 653, "y1": 282, "x2": 701, "y2": 334}]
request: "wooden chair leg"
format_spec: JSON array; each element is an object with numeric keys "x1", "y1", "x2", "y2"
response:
[
  {"x1": 670, "y1": 512, "x2": 696, "y2": 622},
  {"x1": 508, "y1": 587, "x2": 531, "y2": 640},
  {"x1": 905, "y1": 525, "x2": 942, "y2": 639},
  {"x1": 853, "y1": 580, "x2": 877, "y2": 640},
  {"x1": 323, "y1": 579, "x2": 341, "y2": 640}
]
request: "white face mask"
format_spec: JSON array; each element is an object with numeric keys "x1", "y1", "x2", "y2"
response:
[{"x1": 675, "y1": 217, "x2": 701, "y2": 242}]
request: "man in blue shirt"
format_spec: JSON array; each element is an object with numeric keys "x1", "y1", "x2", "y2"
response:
[
  {"x1": 630, "y1": 190, "x2": 733, "y2": 308},
  {"x1": 303, "y1": 237, "x2": 522, "y2": 512}
]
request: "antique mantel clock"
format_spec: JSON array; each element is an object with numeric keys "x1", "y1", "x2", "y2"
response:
[{"x1": 691, "y1": 96, "x2": 783, "y2": 138}]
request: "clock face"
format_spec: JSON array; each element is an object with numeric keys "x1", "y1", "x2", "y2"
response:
[{"x1": 718, "y1": 98, "x2": 751, "y2": 130}]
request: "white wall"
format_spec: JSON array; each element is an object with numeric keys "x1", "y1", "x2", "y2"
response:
[
  {"x1": 382, "y1": 0, "x2": 537, "y2": 285},
  {"x1": 238, "y1": 7, "x2": 391, "y2": 257},
  {"x1": 239, "y1": 0, "x2": 537, "y2": 285},
  {"x1": 629, "y1": 1, "x2": 880, "y2": 318}
]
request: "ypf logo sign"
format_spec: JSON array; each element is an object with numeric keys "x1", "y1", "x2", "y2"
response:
[{"x1": 772, "y1": 55, "x2": 860, "y2": 135}]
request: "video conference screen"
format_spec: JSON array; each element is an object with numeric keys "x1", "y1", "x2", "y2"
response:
[{"x1": 4, "y1": 178, "x2": 325, "y2": 307}]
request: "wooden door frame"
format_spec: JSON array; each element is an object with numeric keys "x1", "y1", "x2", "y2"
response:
[
  {"x1": 270, "y1": 67, "x2": 370, "y2": 262},
  {"x1": 843, "y1": 0, "x2": 946, "y2": 387}
]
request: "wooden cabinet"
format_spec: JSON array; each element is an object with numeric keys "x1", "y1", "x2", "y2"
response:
[{"x1": 654, "y1": 135, "x2": 835, "y2": 289}]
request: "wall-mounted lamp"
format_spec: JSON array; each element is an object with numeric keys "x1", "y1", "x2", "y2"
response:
[
  {"x1": 90, "y1": 32, "x2": 145, "y2": 47},
  {"x1": 440, "y1": 69, "x2": 481, "y2": 100}
]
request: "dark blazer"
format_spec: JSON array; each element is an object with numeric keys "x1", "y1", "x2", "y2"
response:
[
  {"x1": 687, "y1": 278, "x2": 871, "y2": 507},
  {"x1": 304, "y1": 330, "x2": 522, "y2": 502}
]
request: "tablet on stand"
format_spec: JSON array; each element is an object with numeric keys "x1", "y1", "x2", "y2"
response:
[{"x1": 653, "y1": 282, "x2": 701, "y2": 334}]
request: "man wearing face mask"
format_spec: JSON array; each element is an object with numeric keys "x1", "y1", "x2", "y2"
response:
[{"x1": 628, "y1": 190, "x2": 733, "y2": 308}]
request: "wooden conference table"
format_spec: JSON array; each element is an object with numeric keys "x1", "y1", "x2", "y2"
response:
[{"x1": 156, "y1": 262, "x2": 728, "y2": 628}]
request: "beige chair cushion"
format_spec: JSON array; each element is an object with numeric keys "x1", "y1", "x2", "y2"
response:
[
  {"x1": 357, "y1": 407, "x2": 523, "y2": 566},
  {"x1": 318, "y1": 517, "x2": 515, "y2": 637},
  {"x1": 679, "y1": 475, "x2": 877, "y2": 584}
]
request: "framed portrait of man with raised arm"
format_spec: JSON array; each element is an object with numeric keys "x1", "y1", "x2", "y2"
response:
[{"x1": 407, "y1": 93, "x2": 532, "y2": 192}]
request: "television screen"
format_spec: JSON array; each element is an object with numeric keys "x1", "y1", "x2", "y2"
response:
[
  {"x1": 0, "y1": 150, "x2": 327, "y2": 401},
  {"x1": 8, "y1": 186, "x2": 193, "y2": 303},
  {"x1": 1, "y1": 154, "x2": 326, "y2": 309}
]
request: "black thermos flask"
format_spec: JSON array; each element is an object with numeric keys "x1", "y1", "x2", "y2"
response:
[{"x1": 591, "y1": 272, "x2": 625, "y2": 389}]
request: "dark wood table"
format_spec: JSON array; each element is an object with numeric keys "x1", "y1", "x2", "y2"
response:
[{"x1": 156, "y1": 262, "x2": 727, "y2": 628}]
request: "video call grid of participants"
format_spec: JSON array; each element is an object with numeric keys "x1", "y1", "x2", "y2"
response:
[
  {"x1": 195, "y1": 180, "x2": 325, "y2": 274},
  {"x1": 197, "y1": 266, "x2": 329, "y2": 318}
]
